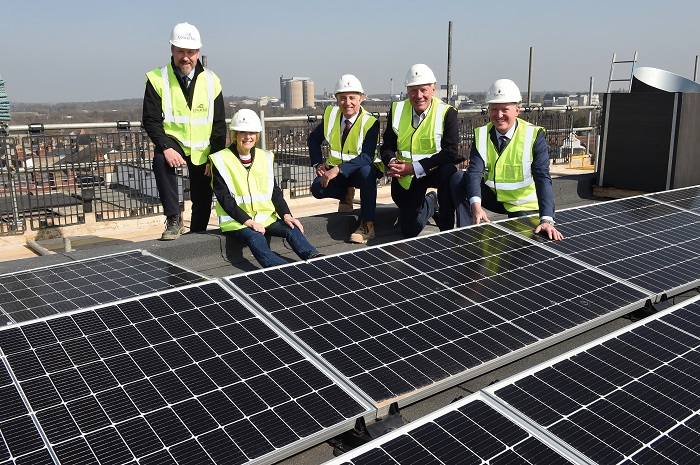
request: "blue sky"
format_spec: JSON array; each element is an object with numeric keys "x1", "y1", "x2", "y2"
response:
[{"x1": 4, "y1": 0, "x2": 699, "y2": 103}]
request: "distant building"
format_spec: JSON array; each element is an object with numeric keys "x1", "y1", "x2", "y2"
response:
[
  {"x1": 0, "y1": 73, "x2": 10, "y2": 123},
  {"x1": 280, "y1": 76, "x2": 315, "y2": 109},
  {"x1": 548, "y1": 93, "x2": 600, "y2": 107},
  {"x1": 437, "y1": 84, "x2": 458, "y2": 101}
]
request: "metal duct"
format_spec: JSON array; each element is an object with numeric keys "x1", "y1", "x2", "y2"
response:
[{"x1": 631, "y1": 67, "x2": 700, "y2": 93}]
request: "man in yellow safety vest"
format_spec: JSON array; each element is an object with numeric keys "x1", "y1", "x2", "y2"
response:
[
  {"x1": 380, "y1": 64, "x2": 465, "y2": 238},
  {"x1": 450, "y1": 78, "x2": 563, "y2": 241},
  {"x1": 143, "y1": 22, "x2": 226, "y2": 240}
]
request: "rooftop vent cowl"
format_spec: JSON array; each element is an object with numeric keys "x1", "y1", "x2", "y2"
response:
[{"x1": 631, "y1": 67, "x2": 700, "y2": 93}]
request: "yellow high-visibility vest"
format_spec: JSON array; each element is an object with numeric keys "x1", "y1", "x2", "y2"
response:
[
  {"x1": 474, "y1": 118, "x2": 542, "y2": 212},
  {"x1": 323, "y1": 106, "x2": 382, "y2": 171},
  {"x1": 146, "y1": 63, "x2": 221, "y2": 165},
  {"x1": 209, "y1": 148, "x2": 277, "y2": 232}
]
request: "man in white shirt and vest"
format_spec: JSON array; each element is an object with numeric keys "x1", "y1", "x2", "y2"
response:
[
  {"x1": 380, "y1": 64, "x2": 465, "y2": 238},
  {"x1": 307, "y1": 74, "x2": 382, "y2": 244},
  {"x1": 142, "y1": 22, "x2": 226, "y2": 240},
  {"x1": 450, "y1": 79, "x2": 563, "y2": 241}
]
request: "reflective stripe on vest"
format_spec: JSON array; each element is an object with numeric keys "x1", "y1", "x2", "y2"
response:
[
  {"x1": 147, "y1": 64, "x2": 219, "y2": 165},
  {"x1": 324, "y1": 106, "x2": 376, "y2": 165},
  {"x1": 475, "y1": 118, "x2": 541, "y2": 212},
  {"x1": 210, "y1": 149, "x2": 276, "y2": 231},
  {"x1": 391, "y1": 98, "x2": 449, "y2": 189}
]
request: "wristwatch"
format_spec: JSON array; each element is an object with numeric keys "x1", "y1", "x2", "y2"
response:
[{"x1": 540, "y1": 219, "x2": 555, "y2": 225}]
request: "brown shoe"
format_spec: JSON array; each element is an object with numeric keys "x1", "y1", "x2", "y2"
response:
[
  {"x1": 338, "y1": 187, "x2": 355, "y2": 212},
  {"x1": 349, "y1": 220, "x2": 375, "y2": 244}
]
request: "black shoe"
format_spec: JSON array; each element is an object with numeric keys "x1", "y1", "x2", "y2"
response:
[{"x1": 426, "y1": 191, "x2": 439, "y2": 224}]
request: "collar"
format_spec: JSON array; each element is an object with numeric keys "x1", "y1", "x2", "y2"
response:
[
  {"x1": 342, "y1": 109, "x2": 361, "y2": 127},
  {"x1": 171, "y1": 58, "x2": 198, "y2": 81},
  {"x1": 496, "y1": 120, "x2": 518, "y2": 140},
  {"x1": 412, "y1": 101, "x2": 432, "y2": 120}
]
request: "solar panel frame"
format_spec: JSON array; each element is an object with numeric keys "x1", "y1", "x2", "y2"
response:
[
  {"x1": 0, "y1": 280, "x2": 374, "y2": 465},
  {"x1": 224, "y1": 225, "x2": 650, "y2": 413},
  {"x1": 320, "y1": 392, "x2": 582, "y2": 465},
  {"x1": 0, "y1": 250, "x2": 208, "y2": 325}
]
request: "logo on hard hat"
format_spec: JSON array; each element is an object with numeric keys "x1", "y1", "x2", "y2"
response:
[{"x1": 178, "y1": 33, "x2": 194, "y2": 41}]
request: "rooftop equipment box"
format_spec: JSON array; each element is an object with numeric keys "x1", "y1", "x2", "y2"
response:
[
  {"x1": 599, "y1": 67, "x2": 700, "y2": 192},
  {"x1": 598, "y1": 91, "x2": 700, "y2": 192}
]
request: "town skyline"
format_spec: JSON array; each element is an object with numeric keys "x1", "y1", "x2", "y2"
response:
[{"x1": 4, "y1": 0, "x2": 700, "y2": 104}]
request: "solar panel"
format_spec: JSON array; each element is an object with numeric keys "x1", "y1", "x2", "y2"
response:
[
  {"x1": 498, "y1": 195, "x2": 700, "y2": 296},
  {"x1": 0, "y1": 250, "x2": 206, "y2": 325},
  {"x1": 321, "y1": 394, "x2": 578, "y2": 465},
  {"x1": 486, "y1": 294, "x2": 700, "y2": 465},
  {"x1": 0, "y1": 281, "x2": 372, "y2": 464},
  {"x1": 226, "y1": 225, "x2": 648, "y2": 408}
]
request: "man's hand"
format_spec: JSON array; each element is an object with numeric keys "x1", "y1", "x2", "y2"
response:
[
  {"x1": 386, "y1": 159, "x2": 414, "y2": 178},
  {"x1": 164, "y1": 148, "x2": 187, "y2": 168},
  {"x1": 315, "y1": 163, "x2": 328, "y2": 178},
  {"x1": 471, "y1": 203, "x2": 490, "y2": 225},
  {"x1": 534, "y1": 222, "x2": 564, "y2": 241},
  {"x1": 321, "y1": 165, "x2": 340, "y2": 188},
  {"x1": 283, "y1": 214, "x2": 304, "y2": 234}
]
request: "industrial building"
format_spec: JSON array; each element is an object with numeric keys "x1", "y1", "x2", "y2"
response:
[{"x1": 280, "y1": 76, "x2": 315, "y2": 109}]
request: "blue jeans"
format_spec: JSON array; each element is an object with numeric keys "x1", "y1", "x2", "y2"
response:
[{"x1": 227, "y1": 219, "x2": 319, "y2": 268}]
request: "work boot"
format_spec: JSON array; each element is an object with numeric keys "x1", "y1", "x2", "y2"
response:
[
  {"x1": 338, "y1": 187, "x2": 355, "y2": 212},
  {"x1": 349, "y1": 220, "x2": 375, "y2": 244},
  {"x1": 161, "y1": 214, "x2": 183, "y2": 240},
  {"x1": 426, "y1": 191, "x2": 439, "y2": 224}
]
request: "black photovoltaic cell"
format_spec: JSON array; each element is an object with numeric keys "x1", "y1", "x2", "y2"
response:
[
  {"x1": 228, "y1": 225, "x2": 647, "y2": 405},
  {"x1": 0, "y1": 282, "x2": 369, "y2": 464},
  {"x1": 322, "y1": 396, "x2": 575, "y2": 465},
  {"x1": 0, "y1": 361, "x2": 54, "y2": 465},
  {"x1": 499, "y1": 195, "x2": 700, "y2": 295},
  {"x1": 492, "y1": 297, "x2": 700, "y2": 465},
  {"x1": 0, "y1": 250, "x2": 206, "y2": 324}
]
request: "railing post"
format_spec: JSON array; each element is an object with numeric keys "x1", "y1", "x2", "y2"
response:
[{"x1": 259, "y1": 110, "x2": 266, "y2": 150}]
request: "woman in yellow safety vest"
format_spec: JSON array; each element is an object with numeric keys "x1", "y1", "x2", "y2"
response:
[{"x1": 210, "y1": 109, "x2": 322, "y2": 268}]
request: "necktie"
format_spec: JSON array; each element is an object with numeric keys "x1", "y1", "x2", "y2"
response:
[
  {"x1": 183, "y1": 76, "x2": 190, "y2": 89},
  {"x1": 498, "y1": 135, "x2": 509, "y2": 152},
  {"x1": 341, "y1": 119, "x2": 351, "y2": 145}
]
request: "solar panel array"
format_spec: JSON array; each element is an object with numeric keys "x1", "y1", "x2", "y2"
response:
[
  {"x1": 323, "y1": 293, "x2": 700, "y2": 465},
  {"x1": 0, "y1": 251, "x2": 206, "y2": 325},
  {"x1": 227, "y1": 224, "x2": 649, "y2": 407},
  {"x1": 5, "y1": 186, "x2": 700, "y2": 465},
  {"x1": 0, "y1": 282, "x2": 372, "y2": 465}
]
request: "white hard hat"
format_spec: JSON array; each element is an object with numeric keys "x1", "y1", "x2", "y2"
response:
[
  {"x1": 169, "y1": 22, "x2": 202, "y2": 49},
  {"x1": 334, "y1": 74, "x2": 364, "y2": 95},
  {"x1": 486, "y1": 79, "x2": 522, "y2": 104},
  {"x1": 230, "y1": 109, "x2": 262, "y2": 132},
  {"x1": 404, "y1": 64, "x2": 437, "y2": 87}
]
